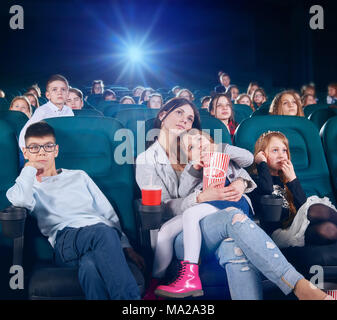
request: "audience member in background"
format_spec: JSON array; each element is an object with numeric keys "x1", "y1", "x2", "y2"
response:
[
  {"x1": 327, "y1": 83, "x2": 337, "y2": 105},
  {"x1": 247, "y1": 82, "x2": 259, "y2": 96},
  {"x1": 302, "y1": 94, "x2": 317, "y2": 107},
  {"x1": 269, "y1": 90, "x2": 304, "y2": 117},
  {"x1": 300, "y1": 84, "x2": 317, "y2": 103},
  {"x1": 214, "y1": 72, "x2": 232, "y2": 94},
  {"x1": 9, "y1": 96, "x2": 32, "y2": 118},
  {"x1": 230, "y1": 85, "x2": 240, "y2": 102},
  {"x1": 103, "y1": 89, "x2": 117, "y2": 101},
  {"x1": 200, "y1": 96, "x2": 211, "y2": 110},
  {"x1": 172, "y1": 86, "x2": 182, "y2": 96},
  {"x1": 176, "y1": 89, "x2": 194, "y2": 102},
  {"x1": 24, "y1": 92, "x2": 40, "y2": 108},
  {"x1": 27, "y1": 84, "x2": 42, "y2": 98},
  {"x1": 209, "y1": 93, "x2": 238, "y2": 143},
  {"x1": 66, "y1": 88, "x2": 84, "y2": 110},
  {"x1": 120, "y1": 96, "x2": 136, "y2": 104},
  {"x1": 147, "y1": 93, "x2": 163, "y2": 109},
  {"x1": 139, "y1": 88, "x2": 155, "y2": 105},
  {"x1": 91, "y1": 80, "x2": 104, "y2": 95},
  {"x1": 19, "y1": 74, "x2": 74, "y2": 150},
  {"x1": 0, "y1": 89, "x2": 5, "y2": 99},
  {"x1": 133, "y1": 86, "x2": 145, "y2": 98},
  {"x1": 235, "y1": 94, "x2": 254, "y2": 111},
  {"x1": 251, "y1": 88, "x2": 267, "y2": 109},
  {"x1": 250, "y1": 131, "x2": 337, "y2": 249}
]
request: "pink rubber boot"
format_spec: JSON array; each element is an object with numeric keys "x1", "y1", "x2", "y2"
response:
[{"x1": 155, "y1": 261, "x2": 204, "y2": 298}]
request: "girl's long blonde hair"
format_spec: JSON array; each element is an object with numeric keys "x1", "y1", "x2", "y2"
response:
[
  {"x1": 269, "y1": 90, "x2": 304, "y2": 117},
  {"x1": 253, "y1": 131, "x2": 297, "y2": 228}
]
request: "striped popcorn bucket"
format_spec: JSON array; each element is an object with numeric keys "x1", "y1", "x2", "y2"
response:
[
  {"x1": 202, "y1": 152, "x2": 230, "y2": 190},
  {"x1": 326, "y1": 290, "x2": 337, "y2": 300}
]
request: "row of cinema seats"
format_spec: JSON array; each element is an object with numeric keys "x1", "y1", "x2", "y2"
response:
[{"x1": 0, "y1": 110, "x2": 337, "y2": 299}]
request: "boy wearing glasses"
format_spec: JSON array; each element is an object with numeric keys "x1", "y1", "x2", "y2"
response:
[
  {"x1": 7, "y1": 122, "x2": 143, "y2": 300},
  {"x1": 18, "y1": 74, "x2": 74, "y2": 150}
]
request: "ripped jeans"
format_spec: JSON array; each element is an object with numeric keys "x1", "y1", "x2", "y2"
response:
[{"x1": 174, "y1": 208, "x2": 304, "y2": 300}]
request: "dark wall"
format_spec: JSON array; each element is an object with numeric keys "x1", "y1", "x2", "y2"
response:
[{"x1": 0, "y1": 0, "x2": 336, "y2": 92}]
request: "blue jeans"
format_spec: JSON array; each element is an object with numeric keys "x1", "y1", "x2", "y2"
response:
[
  {"x1": 174, "y1": 208, "x2": 304, "y2": 300},
  {"x1": 54, "y1": 223, "x2": 140, "y2": 300}
]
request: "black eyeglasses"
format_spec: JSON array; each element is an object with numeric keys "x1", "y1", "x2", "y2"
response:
[{"x1": 26, "y1": 143, "x2": 56, "y2": 154}]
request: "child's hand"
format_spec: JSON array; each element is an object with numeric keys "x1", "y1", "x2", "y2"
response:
[
  {"x1": 24, "y1": 161, "x2": 45, "y2": 179},
  {"x1": 255, "y1": 151, "x2": 267, "y2": 164},
  {"x1": 197, "y1": 181, "x2": 227, "y2": 202},
  {"x1": 280, "y1": 160, "x2": 296, "y2": 183}
]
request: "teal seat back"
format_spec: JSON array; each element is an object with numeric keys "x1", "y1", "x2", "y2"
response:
[
  {"x1": 308, "y1": 108, "x2": 337, "y2": 130},
  {"x1": 45, "y1": 116, "x2": 137, "y2": 244},
  {"x1": 200, "y1": 115, "x2": 232, "y2": 145},
  {"x1": 0, "y1": 98, "x2": 9, "y2": 111},
  {"x1": 103, "y1": 104, "x2": 146, "y2": 118},
  {"x1": 73, "y1": 109, "x2": 103, "y2": 117},
  {"x1": 303, "y1": 104, "x2": 329, "y2": 118},
  {"x1": 115, "y1": 108, "x2": 159, "y2": 156},
  {"x1": 233, "y1": 104, "x2": 253, "y2": 123},
  {"x1": 251, "y1": 102, "x2": 270, "y2": 116},
  {"x1": 0, "y1": 120, "x2": 20, "y2": 210},
  {"x1": 96, "y1": 100, "x2": 119, "y2": 112},
  {"x1": 86, "y1": 94, "x2": 103, "y2": 108},
  {"x1": 321, "y1": 117, "x2": 337, "y2": 198},
  {"x1": 235, "y1": 116, "x2": 335, "y2": 203},
  {"x1": 0, "y1": 110, "x2": 29, "y2": 136}
]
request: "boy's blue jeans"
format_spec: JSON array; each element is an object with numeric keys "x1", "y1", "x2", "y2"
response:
[
  {"x1": 174, "y1": 208, "x2": 304, "y2": 300},
  {"x1": 54, "y1": 223, "x2": 140, "y2": 300}
]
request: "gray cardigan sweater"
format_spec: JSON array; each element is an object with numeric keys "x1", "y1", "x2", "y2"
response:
[{"x1": 136, "y1": 140, "x2": 256, "y2": 217}]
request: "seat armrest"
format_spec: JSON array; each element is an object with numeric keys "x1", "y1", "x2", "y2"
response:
[
  {"x1": 0, "y1": 206, "x2": 27, "y2": 266},
  {"x1": 0, "y1": 206, "x2": 27, "y2": 239},
  {"x1": 134, "y1": 199, "x2": 164, "y2": 231}
]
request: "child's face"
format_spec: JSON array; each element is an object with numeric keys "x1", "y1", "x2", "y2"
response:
[
  {"x1": 265, "y1": 137, "x2": 289, "y2": 173},
  {"x1": 104, "y1": 94, "x2": 116, "y2": 101},
  {"x1": 304, "y1": 95, "x2": 316, "y2": 106},
  {"x1": 10, "y1": 99, "x2": 31, "y2": 118},
  {"x1": 122, "y1": 98, "x2": 133, "y2": 104},
  {"x1": 148, "y1": 96, "x2": 162, "y2": 109},
  {"x1": 66, "y1": 91, "x2": 83, "y2": 110},
  {"x1": 26, "y1": 95, "x2": 37, "y2": 107},
  {"x1": 23, "y1": 135, "x2": 59, "y2": 172},
  {"x1": 46, "y1": 81, "x2": 69, "y2": 106},
  {"x1": 211, "y1": 96, "x2": 232, "y2": 121},
  {"x1": 328, "y1": 86, "x2": 337, "y2": 97},
  {"x1": 254, "y1": 91, "x2": 265, "y2": 104},
  {"x1": 280, "y1": 93, "x2": 298, "y2": 116},
  {"x1": 239, "y1": 96, "x2": 251, "y2": 106},
  {"x1": 182, "y1": 133, "x2": 211, "y2": 162},
  {"x1": 179, "y1": 91, "x2": 192, "y2": 101},
  {"x1": 305, "y1": 88, "x2": 315, "y2": 96},
  {"x1": 231, "y1": 87, "x2": 239, "y2": 100},
  {"x1": 221, "y1": 76, "x2": 230, "y2": 87},
  {"x1": 93, "y1": 83, "x2": 103, "y2": 94}
]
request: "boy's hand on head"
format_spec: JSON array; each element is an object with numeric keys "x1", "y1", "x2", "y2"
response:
[
  {"x1": 24, "y1": 161, "x2": 45, "y2": 177},
  {"x1": 281, "y1": 160, "x2": 296, "y2": 183},
  {"x1": 255, "y1": 151, "x2": 267, "y2": 164}
]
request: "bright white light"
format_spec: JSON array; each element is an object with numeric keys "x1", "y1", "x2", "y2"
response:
[{"x1": 127, "y1": 46, "x2": 143, "y2": 62}]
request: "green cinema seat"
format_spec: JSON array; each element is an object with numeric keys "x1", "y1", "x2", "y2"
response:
[
  {"x1": 235, "y1": 115, "x2": 335, "y2": 202},
  {"x1": 0, "y1": 110, "x2": 29, "y2": 137},
  {"x1": 20, "y1": 116, "x2": 144, "y2": 299},
  {"x1": 233, "y1": 104, "x2": 253, "y2": 123},
  {"x1": 303, "y1": 103, "x2": 329, "y2": 118},
  {"x1": 308, "y1": 107, "x2": 337, "y2": 131},
  {"x1": 321, "y1": 116, "x2": 337, "y2": 199},
  {"x1": 200, "y1": 115, "x2": 232, "y2": 145}
]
